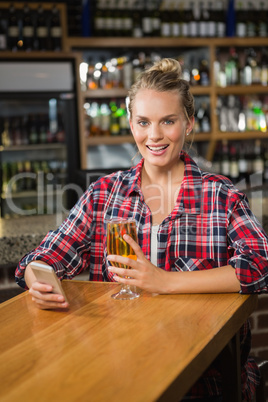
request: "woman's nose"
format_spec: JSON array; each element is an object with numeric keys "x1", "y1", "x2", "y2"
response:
[{"x1": 148, "y1": 124, "x2": 163, "y2": 141}]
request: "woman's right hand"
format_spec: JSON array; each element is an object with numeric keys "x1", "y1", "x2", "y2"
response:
[
  {"x1": 29, "y1": 281, "x2": 69, "y2": 310},
  {"x1": 25, "y1": 262, "x2": 69, "y2": 310}
]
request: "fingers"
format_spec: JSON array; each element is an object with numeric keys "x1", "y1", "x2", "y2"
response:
[
  {"x1": 29, "y1": 282, "x2": 69, "y2": 310},
  {"x1": 123, "y1": 234, "x2": 143, "y2": 255}
]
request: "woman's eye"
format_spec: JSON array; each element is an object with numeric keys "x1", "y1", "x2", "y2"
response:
[
  {"x1": 164, "y1": 120, "x2": 174, "y2": 125},
  {"x1": 138, "y1": 121, "x2": 148, "y2": 127}
]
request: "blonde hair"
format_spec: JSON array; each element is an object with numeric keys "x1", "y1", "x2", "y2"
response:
[{"x1": 128, "y1": 58, "x2": 195, "y2": 125}]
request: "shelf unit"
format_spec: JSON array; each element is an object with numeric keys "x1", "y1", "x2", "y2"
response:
[{"x1": 66, "y1": 36, "x2": 268, "y2": 166}]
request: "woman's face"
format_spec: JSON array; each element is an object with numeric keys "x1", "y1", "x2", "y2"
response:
[{"x1": 129, "y1": 89, "x2": 193, "y2": 170}]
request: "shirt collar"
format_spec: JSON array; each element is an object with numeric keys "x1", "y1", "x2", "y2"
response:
[{"x1": 126, "y1": 151, "x2": 202, "y2": 215}]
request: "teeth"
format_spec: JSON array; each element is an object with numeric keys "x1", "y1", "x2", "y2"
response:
[{"x1": 147, "y1": 145, "x2": 167, "y2": 151}]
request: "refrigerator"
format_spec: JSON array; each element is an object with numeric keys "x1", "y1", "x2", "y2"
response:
[{"x1": 0, "y1": 55, "x2": 81, "y2": 218}]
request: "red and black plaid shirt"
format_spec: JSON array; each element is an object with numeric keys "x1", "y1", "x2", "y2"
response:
[{"x1": 16, "y1": 151, "x2": 268, "y2": 400}]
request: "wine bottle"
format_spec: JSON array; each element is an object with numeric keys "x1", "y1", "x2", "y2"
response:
[
  {"x1": 22, "y1": 4, "x2": 34, "y2": 51},
  {"x1": 246, "y1": 1, "x2": 257, "y2": 37},
  {"x1": 142, "y1": 1, "x2": 153, "y2": 37},
  {"x1": 215, "y1": 0, "x2": 226, "y2": 37},
  {"x1": 236, "y1": 1, "x2": 247, "y2": 38},
  {"x1": 7, "y1": 5, "x2": 19, "y2": 51},
  {"x1": 160, "y1": 0, "x2": 172, "y2": 38},
  {"x1": 225, "y1": 47, "x2": 239, "y2": 85},
  {"x1": 50, "y1": 6, "x2": 62, "y2": 51},
  {"x1": 0, "y1": 12, "x2": 7, "y2": 50},
  {"x1": 257, "y1": 1, "x2": 267, "y2": 37},
  {"x1": 36, "y1": 6, "x2": 49, "y2": 51}
]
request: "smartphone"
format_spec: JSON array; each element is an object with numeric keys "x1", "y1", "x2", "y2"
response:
[{"x1": 30, "y1": 261, "x2": 68, "y2": 301}]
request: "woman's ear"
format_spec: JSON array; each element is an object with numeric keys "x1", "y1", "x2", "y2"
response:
[{"x1": 187, "y1": 117, "x2": 195, "y2": 134}]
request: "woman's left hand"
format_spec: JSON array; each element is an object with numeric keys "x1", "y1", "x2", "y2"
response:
[{"x1": 107, "y1": 234, "x2": 168, "y2": 294}]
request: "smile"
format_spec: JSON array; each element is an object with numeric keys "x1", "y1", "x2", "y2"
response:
[{"x1": 146, "y1": 145, "x2": 169, "y2": 152}]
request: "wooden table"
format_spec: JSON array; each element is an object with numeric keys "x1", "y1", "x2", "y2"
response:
[{"x1": 0, "y1": 281, "x2": 258, "y2": 402}]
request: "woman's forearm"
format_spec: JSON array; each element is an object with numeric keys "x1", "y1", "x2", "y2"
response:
[{"x1": 164, "y1": 265, "x2": 241, "y2": 294}]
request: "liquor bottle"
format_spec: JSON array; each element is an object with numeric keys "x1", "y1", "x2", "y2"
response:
[
  {"x1": 215, "y1": 0, "x2": 226, "y2": 37},
  {"x1": 50, "y1": 6, "x2": 62, "y2": 51},
  {"x1": 29, "y1": 115, "x2": 39, "y2": 144},
  {"x1": 114, "y1": 0, "x2": 124, "y2": 37},
  {"x1": 243, "y1": 48, "x2": 253, "y2": 85},
  {"x1": 94, "y1": 0, "x2": 106, "y2": 37},
  {"x1": 142, "y1": 1, "x2": 153, "y2": 37},
  {"x1": 89, "y1": 102, "x2": 101, "y2": 136},
  {"x1": 238, "y1": 145, "x2": 248, "y2": 184},
  {"x1": 199, "y1": 2, "x2": 209, "y2": 37},
  {"x1": 170, "y1": 1, "x2": 180, "y2": 37},
  {"x1": 236, "y1": 1, "x2": 247, "y2": 38},
  {"x1": 225, "y1": 47, "x2": 238, "y2": 85},
  {"x1": 221, "y1": 140, "x2": 230, "y2": 178},
  {"x1": 100, "y1": 102, "x2": 111, "y2": 136},
  {"x1": 258, "y1": 1, "x2": 268, "y2": 37},
  {"x1": 122, "y1": 0, "x2": 133, "y2": 37},
  {"x1": 36, "y1": 6, "x2": 49, "y2": 51},
  {"x1": 99, "y1": 58, "x2": 109, "y2": 89},
  {"x1": 263, "y1": 145, "x2": 268, "y2": 184},
  {"x1": 118, "y1": 102, "x2": 129, "y2": 135},
  {"x1": 246, "y1": 1, "x2": 257, "y2": 37},
  {"x1": 199, "y1": 59, "x2": 209, "y2": 86},
  {"x1": 0, "y1": 13, "x2": 7, "y2": 50},
  {"x1": 132, "y1": 1, "x2": 143, "y2": 38},
  {"x1": 7, "y1": 5, "x2": 19, "y2": 51},
  {"x1": 22, "y1": 4, "x2": 34, "y2": 51},
  {"x1": 110, "y1": 101, "x2": 120, "y2": 136},
  {"x1": 160, "y1": 0, "x2": 172, "y2": 38},
  {"x1": 229, "y1": 144, "x2": 239, "y2": 184},
  {"x1": 260, "y1": 48, "x2": 268, "y2": 86},
  {"x1": 87, "y1": 58, "x2": 98, "y2": 90},
  {"x1": 188, "y1": 1, "x2": 198, "y2": 37},
  {"x1": 207, "y1": 1, "x2": 216, "y2": 37},
  {"x1": 180, "y1": 2, "x2": 188, "y2": 38},
  {"x1": 252, "y1": 139, "x2": 264, "y2": 174},
  {"x1": 152, "y1": 0, "x2": 161, "y2": 37},
  {"x1": 226, "y1": 0, "x2": 235, "y2": 37}
]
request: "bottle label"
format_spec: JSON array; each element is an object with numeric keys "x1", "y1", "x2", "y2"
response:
[
  {"x1": 8, "y1": 26, "x2": 19, "y2": 37},
  {"x1": 236, "y1": 23, "x2": 246, "y2": 37},
  {"x1": 23, "y1": 26, "x2": 34, "y2": 37},
  {"x1": 222, "y1": 161, "x2": 230, "y2": 176},
  {"x1": 95, "y1": 17, "x2": 105, "y2": 29},
  {"x1": 133, "y1": 27, "x2": 143, "y2": 38},
  {"x1": 207, "y1": 21, "x2": 216, "y2": 37},
  {"x1": 161, "y1": 22, "x2": 171, "y2": 37},
  {"x1": 181, "y1": 22, "x2": 188, "y2": 37},
  {"x1": 0, "y1": 34, "x2": 7, "y2": 50},
  {"x1": 189, "y1": 21, "x2": 198, "y2": 37},
  {"x1": 142, "y1": 17, "x2": 152, "y2": 34},
  {"x1": 259, "y1": 22, "x2": 267, "y2": 37},
  {"x1": 37, "y1": 27, "x2": 48, "y2": 37},
  {"x1": 199, "y1": 22, "x2": 207, "y2": 37},
  {"x1": 172, "y1": 22, "x2": 180, "y2": 37},
  {"x1": 51, "y1": 27, "x2": 62, "y2": 38},
  {"x1": 124, "y1": 18, "x2": 133, "y2": 30},
  {"x1": 217, "y1": 22, "x2": 225, "y2": 37}
]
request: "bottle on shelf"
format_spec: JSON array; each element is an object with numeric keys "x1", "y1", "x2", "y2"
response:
[
  {"x1": 7, "y1": 4, "x2": 19, "y2": 51},
  {"x1": 215, "y1": 0, "x2": 226, "y2": 37},
  {"x1": 151, "y1": 0, "x2": 161, "y2": 37},
  {"x1": 110, "y1": 101, "x2": 120, "y2": 136},
  {"x1": 229, "y1": 144, "x2": 239, "y2": 184},
  {"x1": 142, "y1": 1, "x2": 153, "y2": 37},
  {"x1": 160, "y1": 0, "x2": 172, "y2": 38},
  {"x1": 206, "y1": 1, "x2": 217, "y2": 37},
  {"x1": 22, "y1": 4, "x2": 34, "y2": 51},
  {"x1": 236, "y1": 1, "x2": 247, "y2": 38},
  {"x1": 221, "y1": 140, "x2": 230, "y2": 179},
  {"x1": 257, "y1": 1, "x2": 268, "y2": 37},
  {"x1": 36, "y1": 5, "x2": 49, "y2": 51},
  {"x1": 260, "y1": 48, "x2": 268, "y2": 86},
  {"x1": 246, "y1": 1, "x2": 257, "y2": 37},
  {"x1": 132, "y1": 1, "x2": 143, "y2": 38},
  {"x1": 0, "y1": 12, "x2": 7, "y2": 50},
  {"x1": 252, "y1": 139, "x2": 264, "y2": 174},
  {"x1": 226, "y1": 0, "x2": 235, "y2": 37},
  {"x1": 50, "y1": 5, "x2": 62, "y2": 51},
  {"x1": 225, "y1": 47, "x2": 239, "y2": 85}
]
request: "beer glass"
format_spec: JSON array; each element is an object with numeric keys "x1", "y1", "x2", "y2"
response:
[{"x1": 107, "y1": 218, "x2": 140, "y2": 300}]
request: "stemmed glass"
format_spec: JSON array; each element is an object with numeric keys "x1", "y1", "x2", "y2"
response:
[{"x1": 107, "y1": 218, "x2": 140, "y2": 300}]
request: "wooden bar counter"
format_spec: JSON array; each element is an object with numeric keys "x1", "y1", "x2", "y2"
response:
[{"x1": 0, "y1": 281, "x2": 257, "y2": 402}]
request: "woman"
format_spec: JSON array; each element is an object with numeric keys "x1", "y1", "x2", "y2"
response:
[{"x1": 16, "y1": 58, "x2": 268, "y2": 401}]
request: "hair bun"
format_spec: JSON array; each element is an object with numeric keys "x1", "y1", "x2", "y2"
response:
[{"x1": 149, "y1": 58, "x2": 182, "y2": 78}]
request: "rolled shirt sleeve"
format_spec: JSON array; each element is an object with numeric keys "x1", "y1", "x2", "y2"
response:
[{"x1": 227, "y1": 193, "x2": 268, "y2": 293}]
